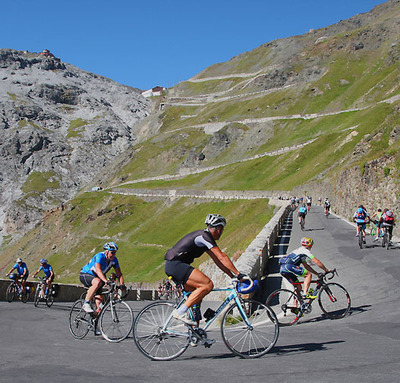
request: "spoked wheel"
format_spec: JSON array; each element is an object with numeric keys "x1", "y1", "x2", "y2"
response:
[
  {"x1": 46, "y1": 292, "x2": 54, "y2": 307},
  {"x1": 318, "y1": 283, "x2": 351, "y2": 319},
  {"x1": 221, "y1": 299, "x2": 279, "y2": 358},
  {"x1": 382, "y1": 233, "x2": 388, "y2": 248},
  {"x1": 69, "y1": 299, "x2": 91, "y2": 339},
  {"x1": 133, "y1": 302, "x2": 190, "y2": 361},
  {"x1": 300, "y1": 219, "x2": 305, "y2": 231},
  {"x1": 266, "y1": 289, "x2": 302, "y2": 326},
  {"x1": 99, "y1": 300, "x2": 133, "y2": 342},
  {"x1": 21, "y1": 289, "x2": 30, "y2": 303},
  {"x1": 6, "y1": 283, "x2": 16, "y2": 303}
]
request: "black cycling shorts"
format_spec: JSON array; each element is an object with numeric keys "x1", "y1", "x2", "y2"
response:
[
  {"x1": 79, "y1": 272, "x2": 105, "y2": 293},
  {"x1": 165, "y1": 260, "x2": 194, "y2": 285}
]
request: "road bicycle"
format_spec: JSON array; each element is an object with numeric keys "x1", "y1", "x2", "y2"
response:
[
  {"x1": 6, "y1": 274, "x2": 31, "y2": 303},
  {"x1": 69, "y1": 281, "x2": 133, "y2": 342},
  {"x1": 133, "y1": 278, "x2": 279, "y2": 361},
  {"x1": 266, "y1": 269, "x2": 351, "y2": 326},
  {"x1": 369, "y1": 220, "x2": 383, "y2": 238},
  {"x1": 34, "y1": 277, "x2": 54, "y2": 307}
]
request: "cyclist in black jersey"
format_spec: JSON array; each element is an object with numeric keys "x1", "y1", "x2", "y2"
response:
[{"x1": 165, "y1": 214, "x2": 244, "y2": 325}]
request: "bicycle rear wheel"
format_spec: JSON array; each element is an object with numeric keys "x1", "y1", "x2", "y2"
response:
[
  {"x1": 21, "y1": 289, "x2": 30, "y2": 303},
  {"x1": 99, "y1": 300, "x2": 133, "y2": 342},
  {"x1": 359, "y1": 231, "x2": 363, "y2": 249},
  {"x1": 318, "y1": 283, "x2": 351, "y2": 319},
  {"x1": 6, "y1": 283, "x2": 16, "y2": 303},
  {"x1": 221, "y1": 299, "x2": 279, "y2": 358},
  {"x1": 382, "y1": 232, "x2": 387, "y2": 248},
  {"x1": 266, "y1": 289, "x2": 302, "y2": 326},
  {"x1": 133, "y1": 301, "x2": 189, "y2": 361},
  {"x1": 69, "y1": 300, "x2": 91, "y2": 339}
]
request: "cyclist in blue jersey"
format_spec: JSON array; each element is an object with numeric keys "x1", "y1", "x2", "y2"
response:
[
  {"x1": 32, "y1": 259, "x2": 55, "y2": 294},
  {"x1": 165, "y1": 214, "x2": 244, "y2": 325},
  {"x1": 279, "y1": 237, "x2": 331, "y2": 299},
  {"x1": 352, "y1": 205, "x2": 370, "y2": 242},
  {"x1": 79, "y1": 242, "x2": 125, "y2": 313},
  {"x1": 298, "y1": 204, "x2": 308, "y2": 226},
  {"x1": 6, "y1": 257, "x2": 29, "y2": 295}
]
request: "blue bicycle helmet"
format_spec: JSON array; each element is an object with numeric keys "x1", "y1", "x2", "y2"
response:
[
  {"x1": 104, "y1": 242, "x2": 118, "y2": 251},
  {"x1": 237, "y1": 279, "x2": 259, "y2": 293},
  {"x1": 357, "y1": 208, "x2": 364, "y2": 214},
  {"x1": 40, "y1": 258, "x2": 47, "y2": 264}
]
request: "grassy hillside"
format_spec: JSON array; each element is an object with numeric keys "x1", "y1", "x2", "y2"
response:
[{"x1": 1, "y1": 192, "x2": 275, "y2": 284}]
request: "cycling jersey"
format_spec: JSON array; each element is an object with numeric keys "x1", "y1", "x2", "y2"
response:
[
  {"x1": 81, "y1": 252, "x2": 120, "y2": 276},
  {"x1": 298, "y1": 207, "x2": 307, "y2": 214},
  {"x1": 381, "y1": 212, "x2": 394, "y2": 226},
  {"x1": 12, "y1": 262, "x2": 29, "y2": 277},
  {"x1": 38, "y1": 264, "x2": 53, "y2": 278},
  {"x1": 279, "y1": 247, "x2": 315, "y2": 266},
  {"x1": 353, "y1": 209, "x2": 369, "y2": 223},
  {"x1": 165, "y1": 229, "x2": 217, "y2": 264}
]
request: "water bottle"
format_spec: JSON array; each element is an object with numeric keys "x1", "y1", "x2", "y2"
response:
[{"x1": 192, "y1": 304, "x2": 202, "y2": 322}]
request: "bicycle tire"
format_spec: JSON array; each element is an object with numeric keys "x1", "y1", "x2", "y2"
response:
[
  {"x1": 6, "y1": 283, "x2": 16, "y2": 303},
  {"x1": 382, "y1": 232, "x2": 387, "y2": 248},
  {"x1": 34, "y1": 285, "x2": 41, "y2": 307},
  {"x1": 21, "y1": 289, "x2": 30, "y2": 303},
  {"x1": 69, "y1": 299, "x2": 91, "y2": 339},
  {"x1": 318, "y1": 283, "x2": 351, "y2": 319},
  {"x1": 99, "y1": 300, "x2": 133, "y2": 342},
  {"x1": 133, "y1": 301, "x2": 189, "y2": 361},
  {"x1": 221, "y1": 299, "x2": 279, "y2": 358},
  {"x1": 266, "y1": 289, "x2": 302, "y2": 326},
  {"x1": 46, "y1": 293, "x2": 54, "y2": 307},
  {"x1": 300, "y1": 219, "x2": 305, "y2": 231},
  {"x1": 358, "y1": 231, "x2": 363, "y2": 249}
]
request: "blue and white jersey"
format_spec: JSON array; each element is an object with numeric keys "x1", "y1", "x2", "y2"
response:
[
  {"x1": 279, "y1": 247, "x2": 314, "y2": 267},
  {"x1": 39, "y1": 264, "x2": 53, "y2": 278},
  {"x1": 13, "y1": 262, "x2": 29, "y2": 276},
  {"x1": 81, "y1": 252, "x2": 120, "y2": 276}
]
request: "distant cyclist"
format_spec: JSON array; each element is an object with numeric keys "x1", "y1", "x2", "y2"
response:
[
  {"x1": 306, "y1": 196, "x2": 312, "y2": 211},
  {"x1": 370, "y1": 208, "x2": 383, "y2": 242},
  {"x1": 352, "y1": 205, "x2": 370, "y2": 242},
  {"x1": 298, "y1": 204, "x2": 307, "y2": 227},
  {"x1": 324, "y1": 198, "x2": 331, "y2": 216},
  {"x1": 32, "y1": 259, "x2": 55, "y2": 294},
  {"x1": 379, "y1": 209, "x2": 395, "y2": 244},
  {"x1": 279, "y1": 237, "x2": 331, "y2": 299},
  {"x1": 6, "y1": 257, "x2": 29, "y2": 295},
  {"x1": 79, "y1": 242, "x2": 125, "y2": 313},
  {"x1": 164, "y1": 214, "x2": 244, "y2": 326}
]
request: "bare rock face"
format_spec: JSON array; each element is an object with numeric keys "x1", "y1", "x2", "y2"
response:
[{"x1": 0, "y1": 49, "x2": 151, "y2": 240}]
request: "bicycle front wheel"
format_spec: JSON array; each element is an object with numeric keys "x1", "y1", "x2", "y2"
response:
[
  {"x1": 221, "y1": 299, "x2": 279, "y2": 358},
  {"x1": 318, "y1": 283, "x2": 351, "y2": 319},
  {"x1": 46, "y1": 293, "x2": 54, "y2": 308},
  {"x1": 266, "y1": 289, "x2": 302, "y2": 326},
  {"x1": 6, "y1": 283, "x2": 16, "y2": 303},
  {"x1": 99, "y1": 300, "x2": 133, "y2": 342},
  {"x1": 21, "y1": 289, "x2": 30, "y2": 303},
  {"x1": 69, "y1": 300, "x2": 91, "y2": 339},
  {"x1": 133, "y1": 302, "x2": 189, "y2": 361},
  {"x1": 34, "y1": 286, "x2": 41, "y2": 307}
]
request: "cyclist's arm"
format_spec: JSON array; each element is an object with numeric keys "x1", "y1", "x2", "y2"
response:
[
  {"x1": 6, "y1": 266, "x2": 15, "y2": 275},
  {"x1": 303, "y1": 261, "x2": 319, "y2": 275},
  {"x1": 206, "y1": 246, "x2": 239, "y2": 278},
  {"x1": 114, "y1": 266, "x2": 124, "y2": 285},
  {"x1": 309, "y1": 257, "x2": 329, "y2": 273}
]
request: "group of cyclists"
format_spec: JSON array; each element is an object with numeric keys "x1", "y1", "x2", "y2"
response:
[
  {"x1": 352, "y1": 205, "x2": 396, "y2": 245},
  {"x1": 5, "y1": 258, "x2": 54, "y2": 298}
]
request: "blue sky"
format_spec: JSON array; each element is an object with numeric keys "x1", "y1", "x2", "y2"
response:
[{"x1": 1, "y1": 0, "x2": 388, "y2": 90}]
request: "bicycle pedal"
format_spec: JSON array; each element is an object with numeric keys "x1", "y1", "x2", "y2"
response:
[{"x1": 203, "y1": 339, "x2": 215, "y2": 348}]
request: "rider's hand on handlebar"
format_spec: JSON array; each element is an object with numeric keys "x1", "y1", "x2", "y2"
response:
[{"x1": 235, "y1": 273, "x2": 247, "y2": 281}]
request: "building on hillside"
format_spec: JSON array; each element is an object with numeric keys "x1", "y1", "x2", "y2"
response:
[
  {"x1": 142, "y1": 86, "x2": 166, "y2": 98},
  {"x1": 39, "y1": 49, "x2": 55, "y2": 58}
]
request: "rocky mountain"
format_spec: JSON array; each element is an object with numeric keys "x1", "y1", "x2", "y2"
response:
[{"x1": 0, "y1": 49, "x2": 151, "y2": 242}]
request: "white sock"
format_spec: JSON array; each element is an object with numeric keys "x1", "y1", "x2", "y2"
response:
[{"x1": 177, "y1": 305, "x2": 189, "y2": 315}]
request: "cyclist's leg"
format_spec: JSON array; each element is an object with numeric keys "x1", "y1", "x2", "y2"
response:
[
  {"x1": 183, "y1": 269, "x2": 213, "y2": 309},
  {"x1": 79, "y1": 273, "x2": 104, "y2": 311}
]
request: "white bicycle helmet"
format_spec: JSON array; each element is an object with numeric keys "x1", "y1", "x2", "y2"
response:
[
  {"x1": 205, "y1": 214, "x2": 226, "y2": 228},
  {"x1": 16, "y1": 257, "x2": 23, "y2": 263}
]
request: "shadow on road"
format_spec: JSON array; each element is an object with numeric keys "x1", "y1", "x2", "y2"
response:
[{"x1": 273, "y1": 340, "x2": 345, "y2": 355}]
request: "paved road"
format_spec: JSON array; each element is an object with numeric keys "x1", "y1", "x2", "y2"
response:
[{"x1": 1, "y1": 205, "x2": 400, "y2": 383}]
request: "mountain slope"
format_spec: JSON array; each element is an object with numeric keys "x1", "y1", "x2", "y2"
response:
[{"x1": 0, "y1": 49, "x2": 151, "y2": 241}]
